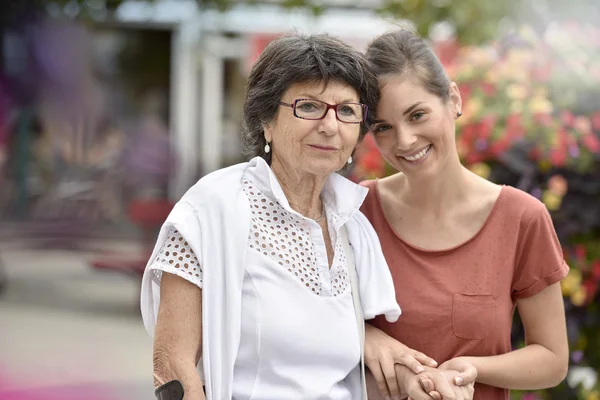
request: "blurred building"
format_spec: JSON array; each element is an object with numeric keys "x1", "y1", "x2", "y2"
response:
[{"x1": 108, "y1": 0, "x2": 401, "y2": 198}]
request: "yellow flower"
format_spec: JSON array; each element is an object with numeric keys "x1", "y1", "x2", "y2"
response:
[
  {"x1": 485, "y1": 69, "x2": 499, "y2": 84},
  {"x1": 571, "y1": 287, "x2": 587, "y2": 307},
  {"x1": 518, "y1": 25, "x2": 540, "y2": 45},
  {"x1": 469, "y1": 163, "x2": 491, "y2": 179},
  {"x1": 534, "y1": 87, "x2": 549, "y2": 98},
  {"x1": 587, "y1": 391, "x2": 600, "y2": 400},
  {"x1": 507, "y1": 48, "x2": 535, "y2": 68},
  {"x1": 528, "y1": 97, "x2": 554, "y2": 114},
  {"x1": 562, "y1": 269, "x2": 582, "y2": 296},
  {"x1": 543, "y1": 190, "x2": 562, "y2": 211},
  {"x1": 539, "y1": 160, "x2": 552, "y2": 172},
  {"x1": 507, "y1": 84, "x2": 528, "y2": 100},
  {"x1": 464, "y1": 97, "x2": 483, "y2": 119}
]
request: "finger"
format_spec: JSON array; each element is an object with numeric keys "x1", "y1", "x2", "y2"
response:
[
  {"x1": 396, "y1": 353, "x2": 426, "y2": 374},
  {"x1": 419, "y1": 376, "x2": 435, "y2": 393},
  {"x1": 460, "y1": 385, "x2": 472, "y2": 400},
  {"x1": 454, "y1": 366, "x2": 477, "y2": 386},
  {"x1": 452, "y1": 383, "x2": 464, "y2": 400},
  {"x1": 426, "y1": 374, "x2": 456, "y2": 400},
  {"x1": 368, "y1": 363, "x2": 391, "y2": 399},
  {"x1": 428, "y1": 391, "x2": 442, "y2": 400},
  {"x1": 406, "y1": 378, "x2": 434, "y2": 400},
  {"x1": 412, "y1": 350, "x2": 438, "y2": 368},
  {"x1": 467, "y1": 383, "x2": 475, "y2": 398},
  {"x1": 382, "y1": 361, "x2": 401, "y2": 398}
]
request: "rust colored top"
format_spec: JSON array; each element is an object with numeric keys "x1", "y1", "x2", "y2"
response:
[{"x1": 360, "y1": 180, "x2": 569, "y2": 400}]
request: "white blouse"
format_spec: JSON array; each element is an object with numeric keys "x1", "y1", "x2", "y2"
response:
[
  {"x1": 149, "y1": 164, "x2": 360, "y2": 399},
  {"x1": 142, "y1": 157, "x2": 401, "y2": 399}
]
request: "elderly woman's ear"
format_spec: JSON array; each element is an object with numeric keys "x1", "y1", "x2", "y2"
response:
[{"x1": 263, "y1": 123, "x2": 273, "y2": 144}]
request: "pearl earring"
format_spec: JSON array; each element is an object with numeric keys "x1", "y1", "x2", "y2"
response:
[
  {"x1": 457, "y1": 111, "x2": 463, "y2": 118},
  {"x1": 347, "y1": 155, "x2": 353, "y2": 164},
  {"x1": 264, "y1": 142, "x2": 270, "y2": 153}
]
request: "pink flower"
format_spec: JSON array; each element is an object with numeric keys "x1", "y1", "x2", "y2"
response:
[
  {"x1": 549, "y1": 148, "x2": 567, "y2": 167},
  {"x1": 582, "y1": 134, "x2": 600, "y2": 153}
]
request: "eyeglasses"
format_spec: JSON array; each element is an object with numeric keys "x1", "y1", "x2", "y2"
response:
[{"x1": 278, "y1": 99, "x2": 368, "y2": 124}]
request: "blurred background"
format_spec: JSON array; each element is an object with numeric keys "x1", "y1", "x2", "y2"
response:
[{"x1": 0, "y1": 1, "x2": 599, "y2": 399}]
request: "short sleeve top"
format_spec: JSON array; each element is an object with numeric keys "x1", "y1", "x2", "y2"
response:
[{"x1": 359, "y1": 181, "x2": 569, "y2": 400}]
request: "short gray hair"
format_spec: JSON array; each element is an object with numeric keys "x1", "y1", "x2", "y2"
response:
[{"x1": 242, "y1": 32, "x2": 379, "y2": 163}]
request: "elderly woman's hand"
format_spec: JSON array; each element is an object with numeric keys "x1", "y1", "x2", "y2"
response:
[
  {"x1": 365, "y1": 323, "x2": 438, "y2": 399},
  {"x1": 404, "y1": 366, "x2": 475, "y2": 400}
]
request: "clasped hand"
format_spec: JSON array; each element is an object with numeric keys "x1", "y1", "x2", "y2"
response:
[{"x1": 365, "y1": 324, "x2": 477, "y2": 400}]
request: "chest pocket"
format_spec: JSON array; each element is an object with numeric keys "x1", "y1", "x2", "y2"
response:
[{"x1": 452, "y1": 293, "x2": 496, "y2": 340}]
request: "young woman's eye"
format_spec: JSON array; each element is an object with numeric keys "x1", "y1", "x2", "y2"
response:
[{"x1": 411, "y1": 111, "x2": 425, "y2": 121}]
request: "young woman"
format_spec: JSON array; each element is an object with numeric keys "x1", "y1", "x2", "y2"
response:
[{"x1": 361, "y1": 29, "x2": 569, "y2": 400}]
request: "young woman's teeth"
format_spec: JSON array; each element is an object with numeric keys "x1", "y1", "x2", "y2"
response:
[{"x1": 402, "y1": 145, "x2": 431, "y2": 161}]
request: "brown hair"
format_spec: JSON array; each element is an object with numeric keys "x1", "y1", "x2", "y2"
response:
[
  {"x1": 242, "y1": 32, "x2": 379, "y2": 164},
  {"x1": 366, "y1": 29, "x2": 450, "y2": 101}
]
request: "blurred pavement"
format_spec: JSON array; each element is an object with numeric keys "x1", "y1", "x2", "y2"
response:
[{"x1": 0, "y1": 240, "x2": 154, "y2": 400}]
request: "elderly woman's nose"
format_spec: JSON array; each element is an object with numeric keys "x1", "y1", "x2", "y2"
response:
[{"x1": 319, "y1": 109, "x2": 340, "y2": 134}]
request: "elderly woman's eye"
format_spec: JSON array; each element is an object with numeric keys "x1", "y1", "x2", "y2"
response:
[
  {"x1": 297, "y1": 101, "x2": 320, "y2": 112},
  {"x1": 338, "y1": 105, "x2": 357, "y2": 116}
]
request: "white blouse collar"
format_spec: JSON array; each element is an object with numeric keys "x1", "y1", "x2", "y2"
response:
[{"x1": 243, "y1": 156, "x2": 368, "y2": 227}]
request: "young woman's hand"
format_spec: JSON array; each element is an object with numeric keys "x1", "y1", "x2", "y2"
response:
[
  {"x1": 365, "y1": 324, "x2": 438, "y2": 399},
  {"x1": 438, "y1": 357, "x2": 477, "y2": 387}
]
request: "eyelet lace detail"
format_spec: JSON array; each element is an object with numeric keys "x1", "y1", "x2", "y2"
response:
[
  {"x1": 242, "y1": 179, "x2": 349, "y2": 297},
  {"x1": 151, "y1": 228, "x2": 203, "y2": 287}
]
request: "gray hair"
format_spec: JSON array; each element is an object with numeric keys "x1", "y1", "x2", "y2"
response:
[
  {"x1": 366, "y1": 29, "x2": 450, "y2": 101},
  {"x1": 242, "y1": 32, "x2": 379, "y2": 163}
]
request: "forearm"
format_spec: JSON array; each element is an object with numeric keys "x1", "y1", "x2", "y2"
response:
[
  {"x1": 153, "y1": 348, "x2": 205, "y2": 400},
  {"x1": 463, "y1": 344, "x2": 568, "y2": 390}
]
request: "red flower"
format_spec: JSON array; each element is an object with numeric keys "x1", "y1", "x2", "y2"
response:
[
  {"x1": 561, "y1": 111, "x2": 575, "y2": 127},
  {"x1": 592, "y1": 260, "x2": 600, "y2": 280},
  {"x1": 459, "y1": 85, "x2": 472, "y2": 105},
  {"x1": 507, "y1": 113, "x2": 522, "y2": 128},
  {"x1": 435, "y1": 39, "x2": 460, "y2": 67},
  {"x1": 529, "y1": 146, "x2": 541, "y2": 161},
  {"x1": 466, "y1": 152, "x2": 484, "y2": 164},
  {"x1": 558, "y1": 128, "x2": 569, "y2": 148},
  {"x1": 575, "y1": 244, "x2": 587, "y2": 261},
  {"x1": 481, "y1": 83, "x2": 497, "y2": 96},
  {"x1": 489, "y1": 138, "x2": 510, "y2": 157},
  {"x1": 591, "y1": 111, "x2": 600, "y2": 131},
  {"x1": 582, "y1": 134, "x2": 600, "y2": 153},
  {"x1": 583, "y1": 279, "x2": 599, "y2": 304},
  {"x1": 361, "y1": 151, "x2": 385, "y2": 174},
  {"x1": 461, "y1": 123, "x2": 476, "y2": 143},
  {"x1": 478, "y1": 116, "x2": 496, "y2": 139},
  {"x1": 533, "y1": 112, "x2": 553, "y2": 127},
  {"x1": 531, "y1": 63, "x2": 553, "y2": 82},
  {"x1": 549, "y1": 148, "x2": 567, "y2": 167}
]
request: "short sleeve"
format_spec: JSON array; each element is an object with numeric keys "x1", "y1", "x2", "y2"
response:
[
  {"x1": 512, "y1": 203, "x2": 569, "y2": 299},
  {"x1": 148, "y1": 227, "x2": 203, "y2": 288}
]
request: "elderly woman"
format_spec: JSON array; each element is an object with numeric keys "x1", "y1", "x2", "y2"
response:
[{"x1": 140, "y1": 33, "x2": 403, "y2": 400}]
